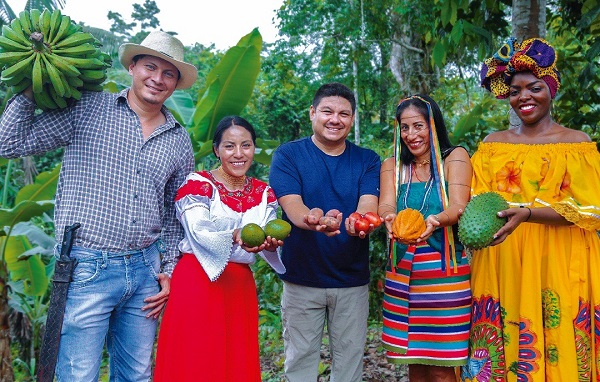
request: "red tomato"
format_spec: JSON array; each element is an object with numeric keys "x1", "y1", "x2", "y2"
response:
[
  {"x1": 349, "y1": 212, "x2": 363, "y2": 221},
  {"x1": 354, "y1": 218, "x2": 371, "y2": 232},
  {"x1": 363, "y1": 212, "x2": 382, "y2": 227}
]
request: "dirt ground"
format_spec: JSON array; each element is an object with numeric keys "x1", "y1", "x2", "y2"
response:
[{"x1": 260, "y1": 327, "x2": 408, "y2": 382}]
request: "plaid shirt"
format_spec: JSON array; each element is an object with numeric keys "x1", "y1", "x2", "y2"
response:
[{"x1": 0, "y1": 90, "x2": 195, "y2": 276}]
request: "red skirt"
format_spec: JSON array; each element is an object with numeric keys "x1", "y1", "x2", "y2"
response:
[{"x1": 154, "y1": 254, "x2": 261, "y2": 381}]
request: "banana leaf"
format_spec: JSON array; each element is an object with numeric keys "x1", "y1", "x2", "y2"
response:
[
  {"x1": 254, "y1": 147, "x2": 274, "y2": 166},
  {"x1": 190, "y1": 28, "x2": 262, "y2": 143},
  {"x1": 0, "y1": 200, "x2": 54, "y2": 230},
  {"x1": 15, "y1": 163, "x2": 59, "y2": 204},
  {"x1": 4, "y1": 234, "x2": 48, "y2": 296},
  {"x1": 193, "y1": 140, "x2": 216, "y2": 164},
  {"x1": 164, "y1": 90, "x2": 195, "y2": 127}
]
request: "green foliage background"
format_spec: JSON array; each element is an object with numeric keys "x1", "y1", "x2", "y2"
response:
[{"x1": 0, "y1": 0, "x2": 598, "y2": 380}]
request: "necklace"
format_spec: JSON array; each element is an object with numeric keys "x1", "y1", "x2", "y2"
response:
[
  {"x1": 413, "y1": 158, "x2": 430, "y2": 167},
  {"x1": 412, "y1": 165, "x2": 429, "y2": 182},
  {"x1": 216, "y1": 166, "x2": 247, "y2": 190},
  {"x1": 403, "y1": 163, "x2": 434, "y2": 214}
]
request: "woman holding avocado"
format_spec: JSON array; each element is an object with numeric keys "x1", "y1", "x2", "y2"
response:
[{"x1": 154, "y1": 115, "x2": 286, "y2": 381}]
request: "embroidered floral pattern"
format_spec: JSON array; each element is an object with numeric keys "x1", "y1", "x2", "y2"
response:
[
  {"x1": 463, "y1": 296, "x2": 506, "y2": 382},
  {"x1": 175, "y1": 179, "x2": 213, "y2": 201},
  {"x1": 514, "y1": 318, "x2": 541, "y2": 381},
  {"x1": 200, "y1": 171, "x2": 275, "y2": 213},
  {"x1": 574, "y1": 299, "x2": 592, "y2": 381},
  {"x1": 595, "y1": 305, "x2": 600, "y2": 381},
  {"x1": 542, "y1": 288, "x2": 560, "y2": 329},
  {"x1": 546, "y1": 344, "x2": 558, "y2": 366},
  {"x1": 496, "y1": 161, "x2": 522, "y2": 194}
]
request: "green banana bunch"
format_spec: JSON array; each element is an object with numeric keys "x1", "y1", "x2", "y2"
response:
[{"x1": 0, "y1": 8, "x2": 112, "y2": 110}]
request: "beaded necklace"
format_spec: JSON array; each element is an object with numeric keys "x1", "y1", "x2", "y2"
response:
[
  {"x1": 216, "y1": 166, "x2": 247, "y2": 190},
  {"x1": 402, "y1": 163, "x2": 434, "y2": 215}
]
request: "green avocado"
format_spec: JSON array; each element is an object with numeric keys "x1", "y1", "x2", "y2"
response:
[
  {"x1": 458, "y1": 191, "x2": 509, "y2": 250},
  {"x1": 240, "y1": 223, "x2": 266, "y2": 247},
  {"x1": 264, "y1": 219, "x2": 292, "y2": 241}
]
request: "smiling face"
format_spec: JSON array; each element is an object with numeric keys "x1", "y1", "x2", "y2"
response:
[
  {"x1": 214, "y1": 125, "x2": 255, "y2": 178},
  {"x1": 128, "y1": 55, "x2": 179, "y2": 106},
  {"x1": 399, "y1": 105, "x2": 431, "y2": 160},
  {"x1": 509, "y1": 72, "x2": 553, "y2": 127},
  {"x1": 310, "y1": 96, "x2": 354, "y2": 150}
]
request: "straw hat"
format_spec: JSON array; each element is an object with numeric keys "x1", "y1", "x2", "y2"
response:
[{"x1": 119, "y1": 31, "x2": 198, "y2": 89}]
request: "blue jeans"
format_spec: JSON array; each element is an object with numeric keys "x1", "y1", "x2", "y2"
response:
[{"x1": 54, "y1": 242, "x2": 162, "y2": 382}]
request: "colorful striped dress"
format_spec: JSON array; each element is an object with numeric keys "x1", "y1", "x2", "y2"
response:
[{"x1": 382, "y1": 178, "x2": 471, "y2": 366}]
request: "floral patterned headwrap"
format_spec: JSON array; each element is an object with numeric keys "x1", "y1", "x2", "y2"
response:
[{"x1": 480, "y1": 37, "x2": 561, "y2": 99}]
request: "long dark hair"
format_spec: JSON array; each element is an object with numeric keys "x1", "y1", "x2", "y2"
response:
[{"x1": 395, "y1": 94, "x2": 454, "y2": 166}]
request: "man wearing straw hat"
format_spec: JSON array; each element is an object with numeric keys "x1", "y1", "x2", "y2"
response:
[{"x1": 0, "y1": 31, "x2": 197, "y2": 380}]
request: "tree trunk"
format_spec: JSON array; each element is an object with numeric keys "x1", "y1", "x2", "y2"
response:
[
  {"x1": 389, "y1": 11, "x2": 435, "y2": 95},
  {"x1": 512, "y1": 0, "x2": 547, "y2": 40},
  {"x1": 0, "y1": 270, "x2": 14, "y2": 382}
]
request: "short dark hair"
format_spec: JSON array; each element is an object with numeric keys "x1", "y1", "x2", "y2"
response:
[
  {"x1": 395, "y1": 94, "x2": 454, "y2": 165},
  {"x1": 212, "y1": 116, "x2": 257, "y2": 157},
  {"x1": 312, "y1": 82, "x2": 356, "y2": 113}
]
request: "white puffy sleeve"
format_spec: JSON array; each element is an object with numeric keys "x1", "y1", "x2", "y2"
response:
[
  {"x1": 175, "y1": 175, "x2": 235, "y2": 281},
  {"x1": 257, "y1": 187, "x2": 286, "y2": 274}
]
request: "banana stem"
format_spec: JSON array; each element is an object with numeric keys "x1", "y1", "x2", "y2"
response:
[{"x1": 29, "y1": 32, "x2": 47, "y2": 52}]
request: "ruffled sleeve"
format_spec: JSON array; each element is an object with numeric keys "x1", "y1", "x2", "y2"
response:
[
  {"x1": 257, "y1": 186, "x2": 286, "y2": 274},
  {"x1": 175, "y1": 174, "x2": 234, "y2": 281},
  {"x1": 471, "y1": 142, "x2": 600, "y2": 231},
  {"x1": 544, "y1": 143, "x2": 600, "y2": 230}
]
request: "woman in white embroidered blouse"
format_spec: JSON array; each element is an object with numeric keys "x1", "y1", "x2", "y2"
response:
[{"x1": 154, "y1": 116, "x2": 286, "y2": 382}]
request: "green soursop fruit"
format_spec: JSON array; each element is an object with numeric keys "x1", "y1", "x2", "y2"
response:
[
  {"x1": 240, "y1": 223, "x2": 266, "y2": 247},
  {"x1": 264, "y1": 219, "x2": 292, "y2": 241},
  {"x1": 458, "y1": 192, "x2": 509, "y2": 250}
]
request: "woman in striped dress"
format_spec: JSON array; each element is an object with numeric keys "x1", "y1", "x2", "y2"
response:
[{"x1": 378, "y1": 94, "x2": 473, "y2": 381}]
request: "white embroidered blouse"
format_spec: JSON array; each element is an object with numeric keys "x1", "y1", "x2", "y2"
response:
[{"x1": 175, "y1": 170, "x2": 286, "y2": 281}]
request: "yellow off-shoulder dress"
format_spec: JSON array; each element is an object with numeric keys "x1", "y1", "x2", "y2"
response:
[{"x1": 462, "y1": 142, "x2": 600, "y2": 382}]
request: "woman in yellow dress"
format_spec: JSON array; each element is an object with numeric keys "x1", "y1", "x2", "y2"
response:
[{"x1": 463, "y1": 38, "x2": 600, "y2": 381}]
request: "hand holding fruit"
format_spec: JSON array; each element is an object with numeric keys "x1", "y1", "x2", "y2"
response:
[
  {"x1": 305, "y1": 208, "x2": 342, "y2": 236},
  {"x1": 346, "y1": 211, "x2": 382, "y2": 238},
  {"x1": 391, "y1": 208, "x2": 426, "y2": 244},
  {"x1": 305, "y1": 207, "x2": 324, "y2": 226},
  {"x1": 318, "y1": 209, "x2": 342, "y2": 232},
  {"x1": 382, "y1": 213, "x2": 396, "y2": 239},
  {"x1": 236, "y1": 224, "x2": 265, "y2": 253},
  {"x1": 264, "y1": 219, "x2": 292, "y2": 251},
  {"x1": 238, "y1": 219, "x2": 291, "y2": 252},
  {"x1": 416, "y1": 214, "x2": 441, "y2": 243}
]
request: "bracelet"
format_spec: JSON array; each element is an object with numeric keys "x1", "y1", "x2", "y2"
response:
[
  {"x1": 433, "y1": 211, "x2": 450, "y2": 225},
  {"x1": 442, "y1": 211, "x2": 451, "y2": 223},
  {"x1": 520, "y1": 205, "x2": 532, "y2": 221},
  {"x1": 378, "y1": 203, "x2": 396, "y2": 212}
]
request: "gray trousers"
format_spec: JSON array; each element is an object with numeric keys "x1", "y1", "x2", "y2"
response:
[{"x1": 282, "y1": 281, "x2": 369, "y2": 382}]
